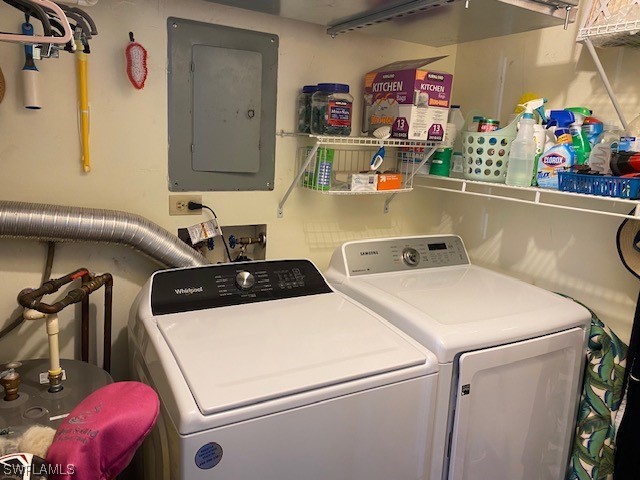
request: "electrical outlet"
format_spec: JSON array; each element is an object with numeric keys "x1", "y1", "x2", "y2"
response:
[{"x1": 169, "y1": 195, "x2": 202, "y2": 216}]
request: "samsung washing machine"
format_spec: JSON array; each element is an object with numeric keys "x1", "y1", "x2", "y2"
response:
[
  {"x1": 325, "y1": 235, "x2": 591, "y2": 480},
  {"x1": 128, "y1": 259, "x2": 439, "y2": 480}
]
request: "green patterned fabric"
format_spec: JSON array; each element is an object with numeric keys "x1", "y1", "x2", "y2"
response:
[{"x1": 567, "y1": 301, "x2": 628, "y2": 480}]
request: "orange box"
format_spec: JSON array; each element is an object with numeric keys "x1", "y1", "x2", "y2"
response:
[{"x1": 377, "y1": 173, "x2": 403, "y2": 190}]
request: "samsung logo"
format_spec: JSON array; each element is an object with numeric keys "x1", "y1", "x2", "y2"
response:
[
  {"x1": 174, "y1": 287, "x2": 204, "y2": 295},
  {"x1": 360, "y1": 250, "x2": 379, "y2": 256}
]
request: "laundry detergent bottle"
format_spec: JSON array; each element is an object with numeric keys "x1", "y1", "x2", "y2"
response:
[{"x1": 536, "y1": 128, "x2": 576, "y2": 189}]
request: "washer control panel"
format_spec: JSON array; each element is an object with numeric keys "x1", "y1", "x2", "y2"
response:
[
  {"x1": 151, "y1": 260, "x2": 332, "y2": 315},
  {"x1": 341, "y1": 235, "x2": 469, "y2": 276}
]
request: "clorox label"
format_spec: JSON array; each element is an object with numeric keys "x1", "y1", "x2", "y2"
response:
[
  {"x1": 537, "y1": 147, "x2": 574, "y2": 189},
  {"x1": 542, "y1": 154, "x2": 566, "y2": 166}
]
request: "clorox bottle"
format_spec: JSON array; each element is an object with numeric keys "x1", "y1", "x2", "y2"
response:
[{"x1": 536, "y1": 128, "x2": 576, "y2": 189}]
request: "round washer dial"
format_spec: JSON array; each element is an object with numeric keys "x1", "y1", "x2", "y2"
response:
[
  {"x1": 235, "y1": 271, "x2": 255, "y2": 290},
  {"x1": 402, "y1": 247, "x2": 420, "y2": 267}
]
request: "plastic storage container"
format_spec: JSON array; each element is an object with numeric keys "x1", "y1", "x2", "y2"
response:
[
  {"x1": 297, "y1": 85, "x2": 317, "y2": 133},
  {"x1": 311, "y1": 83, "x2": 353, "y2": 136},
  {"x1": 558, "y1": 172, "x2": 640, "y2": 199}
]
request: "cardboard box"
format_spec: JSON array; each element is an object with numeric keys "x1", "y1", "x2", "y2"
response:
[
  {"x1": 364, "y1": 56, "x2": 453, "y2": 141},
  {"x1": 377, "y1": 173, "x2": 403, "y2": 190},
  {"x1": 350, "y1": 173, "x2": 378, "y2": 192}
]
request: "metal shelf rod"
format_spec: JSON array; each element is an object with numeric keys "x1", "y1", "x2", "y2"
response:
[
  {"x1": 582, "y1": 37, "x2": 629, "y2": 129},
  {"x1": 384, "y1": 145, "x2": 438, "y2": 214},
  {"x1": 278, "y1": 143, "x2": 319, "y2": 218}
]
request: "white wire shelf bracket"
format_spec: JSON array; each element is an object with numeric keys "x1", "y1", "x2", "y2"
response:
[{"x1": 415, "y1": 175, "x2": 640, "y2": 220}]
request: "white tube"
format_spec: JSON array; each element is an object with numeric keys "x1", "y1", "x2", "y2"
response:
[
  {"x1": 22, "y1": 69, "x2": 41, "y2": 110},
  {"x1": 495, "y1": 55, "x2": 508, "y2": 121},
  {"x1": 23, "y1": 308, "x2": 45, "y2": 321},
  {"x1": 24, "y1": 309, "x2": 61, "y2": 378},
  {"x1": 46, "y1": 314, "x2": 61, "y2": 374}
]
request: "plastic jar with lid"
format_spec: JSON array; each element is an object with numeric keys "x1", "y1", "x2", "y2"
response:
[
  {"x1": 296, "y1": 85, "x2": 317, "y2": 133},
  {"x1": 311, "y1": 83, "x2": 353, "y2": 136}
]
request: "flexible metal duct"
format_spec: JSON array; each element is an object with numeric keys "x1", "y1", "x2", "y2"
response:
[{"x1": 0, "y1": 201, "x2": 209, "y2": 268}]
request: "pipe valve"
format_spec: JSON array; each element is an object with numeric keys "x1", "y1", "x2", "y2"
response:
[{"x1": 0, "y1": 368, "x2": 21, "y2": 401}]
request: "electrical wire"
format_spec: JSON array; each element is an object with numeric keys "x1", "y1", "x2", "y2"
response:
[
  {"x1": 188, "y1": 202, "x2": 233, "y2": 263},
  {"x1": 0, "y1": 241, "x2": 56, "y2": 341}
]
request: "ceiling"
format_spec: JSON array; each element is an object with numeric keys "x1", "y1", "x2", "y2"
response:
[{"x1": 204, "y1": 0, "x2": 580, "y2": 46}]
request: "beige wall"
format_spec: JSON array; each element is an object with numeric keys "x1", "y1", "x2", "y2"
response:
[
  {"x1": 0, "y1": 0, "x2": 455, "y2": 379},
  {"x1": 443, "y1": 19, "x2": 640, "y2": 342},
  {"x1": 1, "y1": 1, "x2": 637, "y2": 382}
]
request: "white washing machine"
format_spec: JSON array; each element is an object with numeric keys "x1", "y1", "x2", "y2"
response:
[
  {"x1": 325, "y1": 235, "x2": 591, "y2": 480},
  {"x1": 128, "y1": 259, "x2": 439, "y2": 480}
]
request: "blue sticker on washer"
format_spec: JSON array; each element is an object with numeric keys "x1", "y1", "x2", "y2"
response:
[{"x1": 195, "y1": 442, "x2": 223, "y2": 470}]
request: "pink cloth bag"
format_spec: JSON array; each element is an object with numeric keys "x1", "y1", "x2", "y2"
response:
[{"x1": 46, "y1": 381, "x2": 159, "y2": 480}]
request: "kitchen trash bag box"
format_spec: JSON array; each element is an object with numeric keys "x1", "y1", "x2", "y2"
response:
[{"x1": 364, "y1": 56, "x2": 453, "y2": 141}]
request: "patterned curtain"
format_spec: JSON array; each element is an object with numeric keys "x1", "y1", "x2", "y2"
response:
[{"x1": 567, "y1": 300, "x2": 628, "y2": 480}]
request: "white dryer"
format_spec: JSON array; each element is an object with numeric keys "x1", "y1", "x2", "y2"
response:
[
  {"x1": 326, "y1": 235, "x2": 591, "y2": 480},
  {"x1": 128, "y1": 259, "x2": 439, "y2": 480}
]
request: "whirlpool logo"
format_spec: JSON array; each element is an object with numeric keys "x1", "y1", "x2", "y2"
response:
[
  {"x1": 360, "y1": 250, "x2": 379, "y2": 256},
  {"x1": 174, "y1": 287, "x2": 204, "y2": 295}
]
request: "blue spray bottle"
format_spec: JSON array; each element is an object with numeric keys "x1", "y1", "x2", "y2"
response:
[{"x1": 542, "y1": 110, "x2": 574, "y2": 156}]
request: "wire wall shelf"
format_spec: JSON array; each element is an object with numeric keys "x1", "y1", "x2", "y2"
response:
[
  {"x1": 415, "y1": 175, "x2": 640, "y2": 220},
  {"x1": 577, "y1": 0, "x2": 640, "y2": 46},
  {"x1": 578, "y1": 20, "x2": 640, "y2": 46},
  {"x1": 277, "y1": 133, "x2": 439, "y2": 217},
  {"x1": 277, "y1": 131, "x2": 440, "y2": 148},
  {"x1": 575, "y1": 0, "x2": 640, "y2": 129}
]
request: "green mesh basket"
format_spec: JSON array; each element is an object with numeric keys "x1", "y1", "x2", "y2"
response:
[{"x1": 462, "y1": 116, "x2": 520, "y2": 183}]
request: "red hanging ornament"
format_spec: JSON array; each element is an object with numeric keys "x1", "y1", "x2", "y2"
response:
[{"x1": 125, "y1": 32, "x2": 147, "y2": 90}]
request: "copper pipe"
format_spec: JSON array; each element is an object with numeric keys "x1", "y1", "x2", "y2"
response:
[
  {"x1": 17, "y1": 268, "x2": 89, "y2": 312},
  {"x1": 17, "y1": 270, "x2": 113, "y2": 374},
  {"x1": 81, "y1": 272, "x2": 90, "y2": 363},
  {"x1": 17, "y1": 270, "x2": 113, "y2": 315},
  {"x1": 103, "y1": 274, "x2": 113, "y2": 373}
]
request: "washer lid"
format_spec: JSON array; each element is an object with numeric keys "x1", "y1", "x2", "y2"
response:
[
  {"x1": 336, "y1": 265, "x2": 590, "y2": 362},
  {"x1": 156, "y1": 292, "x2": 430, "y2": 416}
]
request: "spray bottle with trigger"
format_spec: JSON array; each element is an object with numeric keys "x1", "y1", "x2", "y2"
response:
[
  {"x1": 565, "y1": 107, "x2": 592, "y2": 165},
  {"x1": 543, "y1": 109, "x2": 574, "y2": 152},
  {"x1": 536, "y1": 110, "x2": 577, "y2": 189},
  {"x1": 505, "y1": 98, "x2": 545, "y2": 186}
]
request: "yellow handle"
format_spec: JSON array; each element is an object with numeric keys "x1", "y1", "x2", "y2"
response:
[{"x1": 77, "y1": 51, "x2": 90, "y2": 173}]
